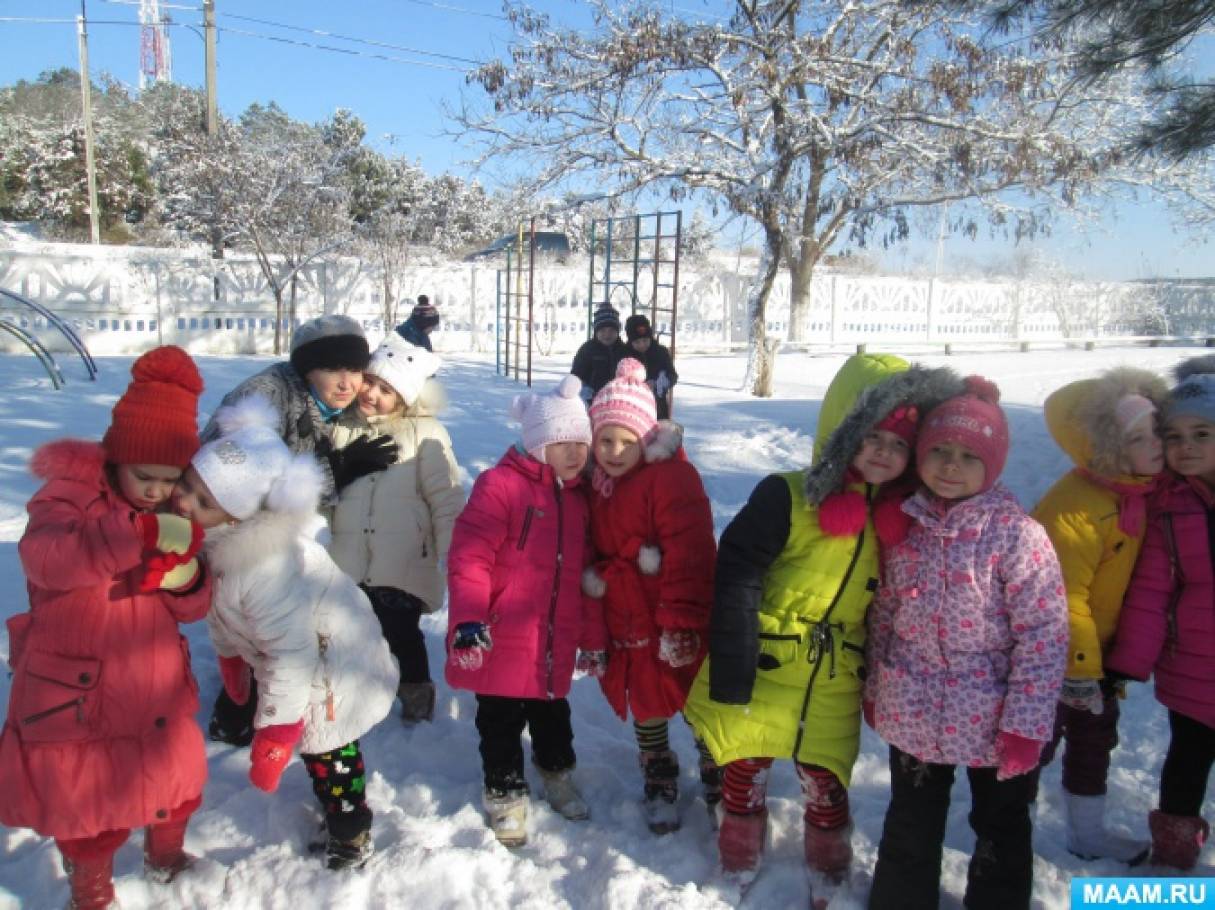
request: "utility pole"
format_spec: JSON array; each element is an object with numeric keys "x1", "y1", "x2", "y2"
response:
[
  {"x1": 204, "y1": 0, "x2": 222, "y2": 300},
  {"x1": 77, "y1": 2, "x2": 101, "y2": 244},
  {"x1": 204, "y1": 0, "x2": 217, "y2": 135}
]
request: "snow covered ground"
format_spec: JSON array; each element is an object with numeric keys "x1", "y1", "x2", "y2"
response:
[{"x1": 1, "y1": 344, "x2": 1211, "y2": 909}]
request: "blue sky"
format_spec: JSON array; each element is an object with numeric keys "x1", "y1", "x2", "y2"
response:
[{"x1": 0, "y1": 0, "x2": 1211, "y2": 280}]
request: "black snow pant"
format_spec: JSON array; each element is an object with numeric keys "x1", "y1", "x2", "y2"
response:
[
  {"x1": 474, "y1": 694, "x2": 575, "y2": 796},
  {"x1": 1160, "y1": 709, "x2": 1215, "y2": 817},
  {"x1": 210, "y1": 678, "x2": 258, "y2": 743},
  {"x1": 302, "y1": 740, "x2": 373, "y2": 841},
  {"x1": 868, "y1": 744, "x2": 1036, "y2": 910},
  {"x1": 362, "y1": 585, "x2": 431, "y2": 685}
]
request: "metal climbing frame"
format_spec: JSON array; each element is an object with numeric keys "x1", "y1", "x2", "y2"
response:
[
  {"x1": 495, "y1": 217, "x2": 537, "y2": 387},
  {"x1": 0, "y1": 320, "x2": 66, "y2": 388},
  {"x1": 587, "y1": 210, "x2": 682, "y2": 358},
  {"x1": 0, "y1": 287, "x2": 98, "y2": 381}
]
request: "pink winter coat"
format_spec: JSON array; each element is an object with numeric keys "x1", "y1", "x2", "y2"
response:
[
  {"x1": 445, "y1": 447, "x2": 605, "y2": 700},
  {"x1": 1106, "y1": 475, "x2": 1215, "y2": 728},
  {"x1": 0, "y1": 441, "x2": 211, "y2": 840},
  {"x1": 866, "y1": 485, "x2": 1068, "y2": 766}
]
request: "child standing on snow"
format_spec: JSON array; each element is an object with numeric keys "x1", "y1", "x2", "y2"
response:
[
  {"x1": 866, "y1": 376, "x2": 1068, "y2": 910},
  {"x1": 583, "y1": 358, "x2": 718, "y2": 834},
  {"x1": 683, "y1": 353, "x2": 963, "y2": 901},
  {"x1": 0, "y1": 347, "x2": 211, "y2": 910},
  {"x1": 445, "y1": 375, "x2": 605, "y2": 847},
  {"x1": 1032, "y1": 367, "x2": 1168, "y2": 865},
  {"x1": 173, "y1": 396, "x2": 399, "y2": 871},
  {"x1": 1106, "y1": 356, "x2": 1215, "y2": 871},
  {"x1": 327, "y1": 334, "x2": 465, "y2": 724}
]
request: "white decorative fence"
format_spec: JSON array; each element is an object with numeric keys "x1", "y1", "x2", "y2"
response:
[{"x1": 0, "y1": 240, "x2": 1210, "y2": 358}]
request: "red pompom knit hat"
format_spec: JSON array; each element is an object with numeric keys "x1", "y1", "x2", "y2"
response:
[
  {"x1": 916, "y1": 375, "x2": 1009, "y2": 492},
  {"x1": 589, "y1": 358, "x2": 658, "y2": 442},
  {"x1": 102, "y1": 345, "x2": 204, "y2": 467}
]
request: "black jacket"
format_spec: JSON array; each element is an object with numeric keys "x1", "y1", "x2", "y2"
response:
[{"x1": 570, "y1": 338, "x2": 629, "y2": 395}]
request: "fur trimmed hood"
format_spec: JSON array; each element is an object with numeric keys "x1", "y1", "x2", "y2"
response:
[
  {"x1": 204, "y1": 509, "x2": 328, "y2": 575},
  {"x1": 1044, "y1": 367, "x2": 1169, "y2": 476},
  {"x1": 644, "y1": 420, "x2": 683, "y2": 463},
  {"x1": 805, "y1": 363, "x2": 966, "y2": 505},
  {"x1": 30, "y1": 438, "x2": 107, "y2": 484}
]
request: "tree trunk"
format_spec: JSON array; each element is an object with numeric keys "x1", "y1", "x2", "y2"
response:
[
  {"x1": 741, "y1": 237, "x2": 784, "y2": 397},
  {"x1": 787, "y1": 250, "x2": 817, "y2": 343}
]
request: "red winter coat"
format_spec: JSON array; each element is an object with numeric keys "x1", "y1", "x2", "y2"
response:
[
  {"x1": 0, "y1": 441, "x2": 211, "y2": 840},
  {"x1": 590, "y1": 424, "x2": 716, "y2": 721},
  {"x1": 1106, "y1": 475, "x2": 1215, "y2": 728},
  {"x1": 445, "y1": 447, "x2": 605, "y2": 700}
]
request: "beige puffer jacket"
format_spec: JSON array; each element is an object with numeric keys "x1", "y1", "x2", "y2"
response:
[{"x1": 327, "y1": 384, "x2": 465, "y2": 612}]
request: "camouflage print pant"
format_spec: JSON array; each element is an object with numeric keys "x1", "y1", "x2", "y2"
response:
[{"x1": 302, "y1": 740, "x2": 373, "y2": 841}]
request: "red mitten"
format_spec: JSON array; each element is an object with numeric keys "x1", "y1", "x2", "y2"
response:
[
  {"x1": 657, "y1": 629, "x2": 700, "y2": 668},
  {"x1": 218, "y1": 655, "x2": 252, "y2": 706},
  {"x1": 995, "y1": 732, "x2": 1043, "y2": 781},
  {"x1": 249, "y1": 720, "x2": 304, "y2": 792},
  {"x1": 863, "y1": 699, "x2": 876, "y2": 730},
  {"x1": 136, "y1": 513, "x2": 204, "y2": 557}
]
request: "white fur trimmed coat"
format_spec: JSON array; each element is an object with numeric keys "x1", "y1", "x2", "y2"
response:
[{"x1": 205, "y1": 511, "x2": 399, "y2": 755}]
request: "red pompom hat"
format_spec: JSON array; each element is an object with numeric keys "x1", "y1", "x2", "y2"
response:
[
  {"x1": 915, "y1": 375, "x2": 1009, "y2": 492},
  {"x1": 102, "y1": 345, "x2": 204, "y2": 467}
]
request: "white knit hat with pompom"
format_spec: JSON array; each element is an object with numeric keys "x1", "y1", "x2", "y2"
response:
[
  {"x1": 191, "y1": 394, "x2": 323, "y2": 520},
  {"x1": 511, "y1": 375, "x2": 592, "y2": 463}
]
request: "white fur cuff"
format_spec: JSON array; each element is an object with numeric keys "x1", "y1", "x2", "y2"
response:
[
  {"x1": 638, "y1": 545, "x2": 662, "y2": 575},
  {"x1": 582, "y1": 566, "x2": 606, "y2": 598}
]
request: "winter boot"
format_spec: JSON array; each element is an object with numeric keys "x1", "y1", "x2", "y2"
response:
[
  {"x1": 805, "y1": 820, "x2": 853, "y2": 910},
  {"x1": 1065, "y1": 792, "x2": 1149, "y2": 865},
  {"x1": 143, "y1": 815, "x2": 197, "y2": 884},
  {"x1": 1149, "y1": 810, "x2": 1210, "y2": 871},
  {"x1": 62, "y1": 853, "x2": 117, "y2": 910},
  {"x1": 537, "y1": 767, "x2": 590, "y2": 821},
  {"x1": 398, "y1": 681, "x2": 436, "y2": 725},
  {"x1": 325, "y1": 830, "x2": 374, "y2": 871},
  {"x1": 483, "y1": 789, "x2": 529, "y2": 848},
  {"x1": 639, "y1": 749, "x2": 681, "y2": 835},
  {"x1": 718, "y1": 808, "x2": 768, "y2": 890},
  {"x1": 700, "y1": 754, "x2": 723, "y2": 823}
]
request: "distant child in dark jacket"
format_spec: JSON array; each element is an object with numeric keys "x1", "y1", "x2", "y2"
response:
[
  {"x1": 866, "y1": 377, "x2": 1068, "y2": 910},
  {"x1": 571, "y1": 304, "x2": 630, "y2": 402},
  {"x1": 623, "y1": 313, "x2": 678, "y2": 419},
  {"x1": 445, "y1": 375, "x2": 605, "y2": 847},
  {"x1": 1106, "y1": 355, "x2": 1215, "y2": 871}
]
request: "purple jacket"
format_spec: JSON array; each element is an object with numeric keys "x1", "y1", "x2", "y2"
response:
[
  {"x1": 445, "y1": 447, "x2": 605, "y2": 700},
  {"x1": 1106, "y1": 475, "x2": 1215, "y2": 728},
  {"x1": 866, "y1": 485, "x2": 1068, "y2": 766}
]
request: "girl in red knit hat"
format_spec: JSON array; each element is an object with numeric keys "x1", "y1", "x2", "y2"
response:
[
  {"x1": 0, "y1": 346, "x2": 211, "y2": 910},
  {"x1": 583, "y1": 358, "x2": 718, "y2": 834},
  {"x1": 866, "y1": 376, "x2": 1069, "y2": 910}
]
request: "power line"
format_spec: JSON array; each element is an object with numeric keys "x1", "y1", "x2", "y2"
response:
[
  {"x1": 215, "y1": 24, "x2": 474, "y2": 73},
  {"x1": 396, "y1": 0, "x2": 507, "y2": 21},
  {"x1": 221, "y1": 11, "x2": 484, "y2": 67}
]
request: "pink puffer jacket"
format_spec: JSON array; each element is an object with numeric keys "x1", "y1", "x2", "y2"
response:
[
  {"x1": 0, "y1": 440, "x2": 211, "y2": 840},
  {"x1": 445, "y1": 447, "x2": 605, "y2": 700},
  {"x1": 866, "y1": 485, "x2": 1068, "y2": 766},
  {"x1": 1106, "y1": 475, "x2": 1215, "y2": 728}
]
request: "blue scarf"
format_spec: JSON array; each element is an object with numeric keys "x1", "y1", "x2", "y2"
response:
[{"x1": 310, "y1": 389, "x2": 343, "y2": 423}]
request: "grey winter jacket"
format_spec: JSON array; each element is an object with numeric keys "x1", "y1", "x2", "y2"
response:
[{"x1": 202, "y1": 361, "x2": 340, "y2": 505}]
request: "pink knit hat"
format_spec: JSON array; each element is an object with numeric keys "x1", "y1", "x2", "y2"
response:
[
  {"x1": 590, "y1": 359, "x2": 658, "y2": 442},
  {"x1": 512, "y1": 375, "x2": 592, "y2": 462},
  {"x1": 916, "y1": 375, "x2": 1009, "y2": 491}
]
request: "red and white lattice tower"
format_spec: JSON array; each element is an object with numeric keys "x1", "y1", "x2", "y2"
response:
[{"x1": 138, "y1": 0, "x2": 172, "y2": 90}]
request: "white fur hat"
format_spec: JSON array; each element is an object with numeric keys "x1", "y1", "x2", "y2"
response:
[
  {"x1": 191, "y1": 395, "x2": 322, "y2": 520},
  {"x1": 365, "y1": 333, "x2": 442, "y2": 407},
  {"x1": 511, "y1": 375, "x2": 592, "y2": 462}
]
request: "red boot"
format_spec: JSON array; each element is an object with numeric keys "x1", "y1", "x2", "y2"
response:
[
  {"x1": 719, "y1": 808, "x2": 768, "y2": 889},
  {"x1": 62, "y1": 853, "x2": 116, "y2": 910},
  {"x1": 144, "y1": 814, "x2": 197, "y2": 884},
  {"x1": 1149, "y1": 810, "x2": 1210, "y2": 871},
  {"x1": 805, "y1": 820, "x2": 853, "y2": 910}
]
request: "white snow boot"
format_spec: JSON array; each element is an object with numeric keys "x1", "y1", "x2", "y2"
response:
[
  {"x1": 537, "y1": 767, "x2": 590, "y2": 821},
  {"x1": 483, "y1": 789, "x2": 529, "y2": 848},
  {"x1": 1065, "y1": 792, "x2": 1150, "y2": 865}
]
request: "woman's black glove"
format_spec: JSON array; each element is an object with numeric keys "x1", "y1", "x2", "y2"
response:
[{"x1": 326, "y1": 435, "x2": 398, "y2": 491}]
